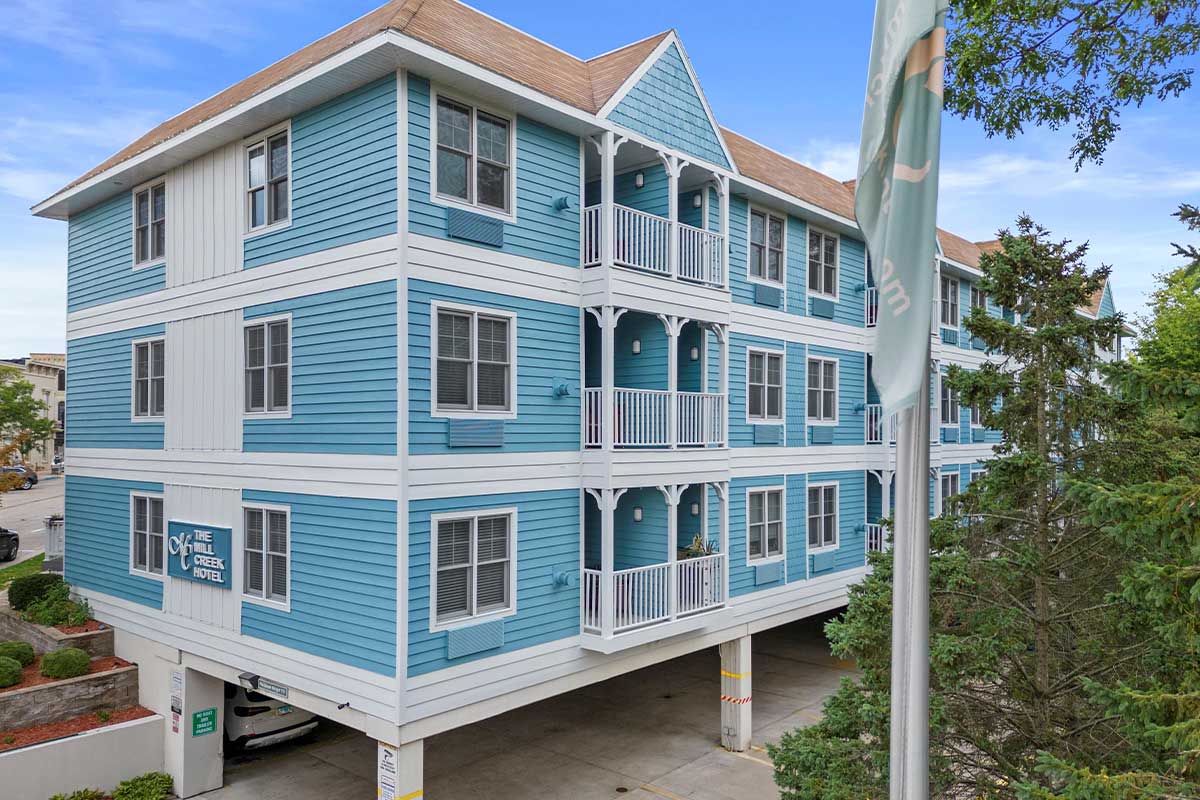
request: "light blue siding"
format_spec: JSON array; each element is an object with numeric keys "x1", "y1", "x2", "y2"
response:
[
  {"x1": 728, "y1": 196, "x2": 753, "y2": 306},
  {"x1": 66, "y1": 324, "x2": 165, "y2": 449},
  {"x1": 65, "y1": 476, "x2": 164, "y2": 609},
  {"x1": 785, "y1": 474, "x2": 808, "y2": 583},
  {"x1": 409, "y1": 280, "x2": 579, "y2": 454},
  {"x1": 806, "y1": 344, "x2": 867, "y2": 446},
  {"x1": 613, "y1": 488, "x2": 668, "y2": 570},
  {"x1": 823, "y1": 235, "x2": 868, "y2": 327},
  {"x1": 408, "y1": 489, "x2": 579, "y2": 676},
  {"x1": 785, "y1": 343, "x2": 806, "y2": 447},
  {"x1": 615, "y1": 165, "x2": 669, "y2": 217},
  {"x1": 728, "y1": 332, "x2": 787, "y2": 448},
  {"x1": 785, "y1": 216, "x2": 807, "y2": 316},
  {"x1": 608, "y1": 44, "x2": 730, "y2": 169},
  {"x1": 244, "y1": 75, "x2": 397, "y2": 269},
  {"x1": 808, "y1": 470, "x2": 867, "y2": 574},
  {"x1": 614, "y1": 312, "x2": 668, "y2": 390},
  {"x1": 1098, "y1": 282, "x2": 1116, "y2": 318},
  {"x1": 243, "y1": 281, "x2": 397, "y2": 455},
  {"x1": 408, "y1": 75, "x2": 581, "y2": 267},
  {"x1": 67, "y1": 193, "x2": 165, "y2": 312},
  {"x1": 241, "y1": 490, "x2": 396, "y2": 675}
]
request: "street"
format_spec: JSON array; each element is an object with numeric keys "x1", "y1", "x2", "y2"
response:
[{"x1": 0, "y1": 474, "x2": 61, "y2": 564}]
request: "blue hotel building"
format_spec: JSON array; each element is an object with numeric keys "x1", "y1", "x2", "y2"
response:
[{"x1": 33, "y1": 1, "x2": 1122, "y2": 795}]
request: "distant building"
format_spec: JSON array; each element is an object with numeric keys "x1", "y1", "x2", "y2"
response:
[{"x1": 1, "y1": 353, "x2": 65, "y2": 468}]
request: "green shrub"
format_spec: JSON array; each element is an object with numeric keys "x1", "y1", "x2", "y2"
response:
[
  {"x1": 23, "y1": 583, "x2": 90, "y2": 628},
  {"x1": 0, "y1": 640, "x2": 34, "y2": 666},
  {"x1": 0, "y1": 655, "x2": 22, "y2": 687},
  {"x1": 39, "y1": 647, "x2": 90, "y2": 679},
  {"x1": 8, "y1": 572, "x2": 62, "y2": 611},
  {"x1": 112, "y1": 772, "x2": 174, "y2": 800},
  {"x1": 48, "y1": 789, "x2": 105, "y2": 800}
]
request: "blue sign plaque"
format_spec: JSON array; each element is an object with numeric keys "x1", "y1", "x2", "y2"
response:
[{"x1": 167, "y1": 521, "x2": 233, "y2": 589}]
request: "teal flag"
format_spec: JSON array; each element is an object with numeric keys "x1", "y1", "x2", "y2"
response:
[{"x1": 855, "y1": 1, "x2": 948, "y2": 413}]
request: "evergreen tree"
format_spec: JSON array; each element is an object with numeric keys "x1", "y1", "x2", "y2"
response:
[{"x1": 770, "y1": 216, "x2": 1158, "y2": 798}]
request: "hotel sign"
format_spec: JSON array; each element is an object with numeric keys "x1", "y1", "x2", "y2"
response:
[{"x1": 167, "y1": 521, "x2": 232, "y2": 589}]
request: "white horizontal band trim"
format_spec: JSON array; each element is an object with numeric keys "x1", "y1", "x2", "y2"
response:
[{"x1": 408, "y1": 234, "x2": 579, "y2": 305}]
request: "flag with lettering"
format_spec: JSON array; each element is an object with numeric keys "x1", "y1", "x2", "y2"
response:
[{"x1": 855, "y1": 0, "x2": 948, "y2": 413}]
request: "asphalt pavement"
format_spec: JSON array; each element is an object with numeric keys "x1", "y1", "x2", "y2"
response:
[{"x1": 0, "y1": 473, "x2": 62, "y2": 565}]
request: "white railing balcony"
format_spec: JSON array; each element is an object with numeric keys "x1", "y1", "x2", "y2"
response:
[
  {"x1": 866, "y1": 523, "x2": 886, "y2": 553},
  {"x1": 583, "y1": 387, "x2": 725, "y2": 448},
  {"x1": 582, "y1": 204, "x2": 726, "y2": 288},
  {"x1": 583, "y1": 553, "x2": 726, "y2": 635},
  {"x1": 866, "y1": 403, "x2": 884, "y2": 444},
  {"x1": 866, "y1": 286, "x2": 878, "y2": 327},
  {"x1": 678, "y1": 222, "x2": 725, "y2": 287}
]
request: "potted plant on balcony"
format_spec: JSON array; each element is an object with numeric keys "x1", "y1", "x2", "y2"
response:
[{"x1": 682, "y1": 533, "x2": 716, "y2": 559}]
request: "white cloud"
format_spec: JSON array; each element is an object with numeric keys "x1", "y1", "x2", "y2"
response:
[
  {"x1": 0, "y1": 167, "x2": 73, "y2": 203},
  {"x1": 791, "y1": 140, "x2": 859, "y2": 182},
  {"x1": 940, "y1": 153, "x2": 1200, "y2": 198}
]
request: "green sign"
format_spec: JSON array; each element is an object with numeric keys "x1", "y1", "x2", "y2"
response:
[{"x1": 192, "y1": 707, "x2": 218, "y2": 737}]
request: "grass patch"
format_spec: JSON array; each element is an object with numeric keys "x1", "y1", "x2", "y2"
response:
[{"x1": 0, "y1": 554, "x2": 44, "y2": 591}]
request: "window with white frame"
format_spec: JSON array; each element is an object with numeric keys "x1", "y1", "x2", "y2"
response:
[
  {"x1": 433, "y1": 510, "x2": 514, "y2": 625},
  {"x1": 134, "y1": 182, "x2": 166, "y2": 265},
  {"x1": 807, "y1": 357, "x2": 837, "y2": 422},
  {"x1": 749, "y1": 210, "x2": 784, "y2": 284},
  {"x1": 246, "y1": 129, "x2": 289, "y2": 231},
  {"x1": 747, "y1": 488, "x2": 783, "y2": 561},
  {"x1": 940, "y1": 376, "x2": 960, "y2": 426},
  {"x1": 970, "y1": 285, "x2": 986, "y2": 312},
  {"x1": 133, "y1": 339, "x2": 165, "y2": 419},
  {"x1": 940, "y1": 275, "x2": 960, "y2": 327},
  {"x1": 807, "y1": 483, "x2": 838, "y2": 549},
  {"x1": 131, "y1": 494, "x2": 164, "y2": 576},
  {"x1": 244, "y1": 506, "x2": 288, "y2": 603},
  {"x1": 435, "y1": 306, "x2": 513, "y2": 414},
  {"x1": 244, "y1": 319, "x2": 289, "y2": 414},
  {"x1": 435, "y1": 96, "x2": 512, "y2": 214},
  {"x1": 971, "y1": 402, "x2": 983, "y2": 427},
  {"x1": 808, "y1": 229, "x2": 838, "y2": 297},
  {"x1": 939, "y1": 472, "x2": 960, "y2": 514},
  {"x1": 747, "y1": 350, "x2": 782, "y2": 422}
]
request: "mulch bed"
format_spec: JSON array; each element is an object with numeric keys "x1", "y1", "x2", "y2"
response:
[
  {"x1": 0, "y1": 705, "x2": 154, "y2": 752},
  {"x1": 0, "y1": 655, "x2": 130, "y2": 694},
  {"x1": 56, "y1": 619, "x2": 105, "y2": 634}
]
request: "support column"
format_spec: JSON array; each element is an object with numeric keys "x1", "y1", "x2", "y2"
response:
[
  {"x1": 599, "y1": 307, "x2": 626, "y2": 451},
  {"x1": 720, "y1": 634, "x2": 752, "y2": 751},
  {"x1": 600, "y1": 488, "x2": 624, "y2": 637},
  {"x1": 658, "y1": 314, "x2": 684, "y2": 447},
  {"x1": 717, "y1": 326, "x2": 729, "y2": 446},
  {"x1": 599, "y1": 132, "x2": 616, "y2": 270},
  {"x1": 164, "y1": 667, "x2": 224, "y2": 798},
  {"x1": 377, "y1": 739, "x2": 422, "y2": 800},
  {"x1": 713, "y1": 174, "x2": 730, "y2": 289},
  {"x1": 660, "y1": 484, "x2": 683, "y2": 620},
  {"x1": 715, "y1": 481, "x2": 729, "y2": 605},
  {"x1": 882, "y1": 469, "x2": 893, "y2": 523}
]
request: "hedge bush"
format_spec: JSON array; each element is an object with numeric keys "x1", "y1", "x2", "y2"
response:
[
  {"x1": 112, "y1": 772, "x2": 174, "y2": 800},
  {"x1": 8, "y1": 572, "x2": 62, "y2": 611},
  {"x1": 49, "y1": 790, "x2": 105, "y2": 800},
  {"x1": 0, "y1": 640, "x2": 34, "y2": 666},
  {"x1": 23, "y1": 582, "x2": 90, "y2": 628},
  {"x1": 40, "y1": 647, "x2": 90, "y2": 679},
  {"x1": 0, "y1": 655, "x2": 22, "y2": 687}
]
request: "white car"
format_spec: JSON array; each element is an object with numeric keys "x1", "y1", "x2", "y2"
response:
[{"x1": 224, "y1": 684, "x2": 318, "y2": 750}]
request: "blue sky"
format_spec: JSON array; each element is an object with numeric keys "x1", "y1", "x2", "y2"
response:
[{"x1": 1, "y1": 0, "x2": 1195, "y2": 356}]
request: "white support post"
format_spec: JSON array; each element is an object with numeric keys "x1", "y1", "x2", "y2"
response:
[
  {"x1": 600, "y1": 307, "x2": 625, "y2": 452},
  {"x1": 377, "y1": 739, "x2": 422, "y2": 800},
  {"x1": 660, "y1": 484, "x2": 683, "y2": 620},
  {"x1": 718, "y1": 325, "x2": 729, "y2": 445},
  {"x1": 600, "y1": 132, "x2": 616, "y2": 270},
  {"x1": 164, "y1": 667, "x2": 225, "y2": 798},
  {"x1": 658, "y1": 314, "x2": 684, "y2": 448},
  {"x1": 713, "y1": 173, "x2": 730, "y2": 290},
  {"x1": 600, "y1": 488, "x2": 621, "y2": 637},
  {"x1": 660, "y1": 153, "x2": 684, "y2": 279},
  {"x1": 882, "y1": 468, "x2": 893, "y2": 524},
  {"x1": 720, "y1": 634, "x2": 752, "y2": 751},
  {"x1": 716, "y1": 481, "x2": 729, "y2": 605}
]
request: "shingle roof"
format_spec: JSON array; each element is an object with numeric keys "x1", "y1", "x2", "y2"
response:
[
  {"x1": 722, "y1": 128, "x2": 857, "y2": 220},
  {"x1": 53, "y1": 0, "x2": 669, "y2": 198}
]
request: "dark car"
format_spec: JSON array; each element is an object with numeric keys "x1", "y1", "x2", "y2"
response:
[
  {"x1": 0, "y1": 528, "x2": 17, "y2": 562},
  {"x1": 2, "y1": 466, "x2": 37, "y2": 490}
]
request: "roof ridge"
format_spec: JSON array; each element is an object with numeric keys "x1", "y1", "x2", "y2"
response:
[
  {"x1": 387, "y1": 0, "x2": 427, "y2": 30},
  {"x1": 586, "y1": 29, "x2": 673, "y2": 63}
]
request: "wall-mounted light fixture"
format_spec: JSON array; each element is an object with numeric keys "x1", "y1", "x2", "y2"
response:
[
  {"x1": 632, "y1": 339, "x2": 641, "y2": 355},
  {"x1": 689, "y1": 346, "x2": 699, "y2": 361},
  {"x1": 690, "y1": 502, "x2": 700, "y2": 516},
  {"x1": 633, "y1": 507, "x2": 643, "y2": 522},
  {"x1": 634, "y1": 172, "x2": 645, "y2": 189},
  {"x1": 692, "y1": 193, "x2": 703, "y2": 209}
]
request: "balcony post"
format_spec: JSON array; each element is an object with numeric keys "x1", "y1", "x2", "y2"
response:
[
  {"x1": 715, "y1": 481, "x2": 729, "y2": 607},
  {"x1": 713, "y1": 174, "x2": 730, "y2": 290},
  {"x1": 659, "y1": 153, "x2": 684, "y2": 279},
  {"x1": 600, "y1": 307, "x2": 626, "y2": 451},
  {"x1": 599, "y1": 132, "x2": 616, "y2": 270},
  {"x1": 660, "y1": 484, "x2": 682, "y2": 621},
  {"x1": 601, "y1": 487, "x2": 623, "y2": 637},
  {"x1": 717, "y1": 325, "x2": 728, "y2": 446},
  {"x1": 658, "y1": 314, "x2": 684, "y2": 448},
  {"x1": 882, "y1": 468, "x2": 893, "y2": 523}
]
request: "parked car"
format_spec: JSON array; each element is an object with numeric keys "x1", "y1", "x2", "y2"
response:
[
  {"x1": 224, "y1": 684, "x2": 318, "y2": 750},
  {"x1": 2, "y1": 466, "x2": 37, "y2": 490},
  {"x1": 0, "y1": 528, "x2": 17, "y2": 562}
]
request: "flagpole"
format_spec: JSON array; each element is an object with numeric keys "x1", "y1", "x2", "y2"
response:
[{"x1": 888, "y1": 340, "x2": 931, "y2": 799}]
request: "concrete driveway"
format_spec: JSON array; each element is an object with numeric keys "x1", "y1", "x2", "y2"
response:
[{"x1": 203, "y1": 614, "x2": 854, "y2": 800}]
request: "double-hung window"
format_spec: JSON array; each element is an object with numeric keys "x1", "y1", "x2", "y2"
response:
[
  {"x1": 940, "y1": 275, "x2": 960, "y2": 327},
  {"x1": 433, "y1": 510, "x2": 514, "y2": 626},
  {"x1": 131, "y1": 494, "x2": 164, "y2": 576},
  {"x1": 133, "y1": 339, "x2": 165, "y2": 419},
  {"x1": 970, "y1": 285, "x2": 986, "y2": 313},
  {"x1": 807, "y1": 357, "x2": 837, "y2": 422},
  {"x1": 435, "y1": 96, "x2": 512, "y2": 214},
  {"x1": 970, "y1": 402, "x2": 983, "y2": 427},
  {"x1": 939, "y1": 472, "x2": 960, "y2": 514},
  {"x1": 246, "y1": 129, "x2": 290, "y2": 231},
  {"x1": 244, "y1": 319, "x2": 289, "y2": 414},
  {"x1": 134, "y1": 182, "x2": 166, "y2": 266},
  {"x1": 808, "y1": 229, "x2": 838, "y2": 297},
  {"x1": 749, "y1": 210, "x2": 784, "y2": 284},
  {"x1": 940, "y1": 376, "x2": 959, "y2": 426},
  {"x1": 747, "y1": 350, "x2": 782, "y2": 422},
  {"x1": 435, "y1": 306, "x2": 514, "y2": 415},
  {"x1": 807, "y1": 483, "x2": 838, "y2": 549},
  {"x1": 747, "y1": 488, "x2": 783, "y2": 561},
  {"x1": 244, "y1": 506, "x2": 288, "y2": 604}
]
